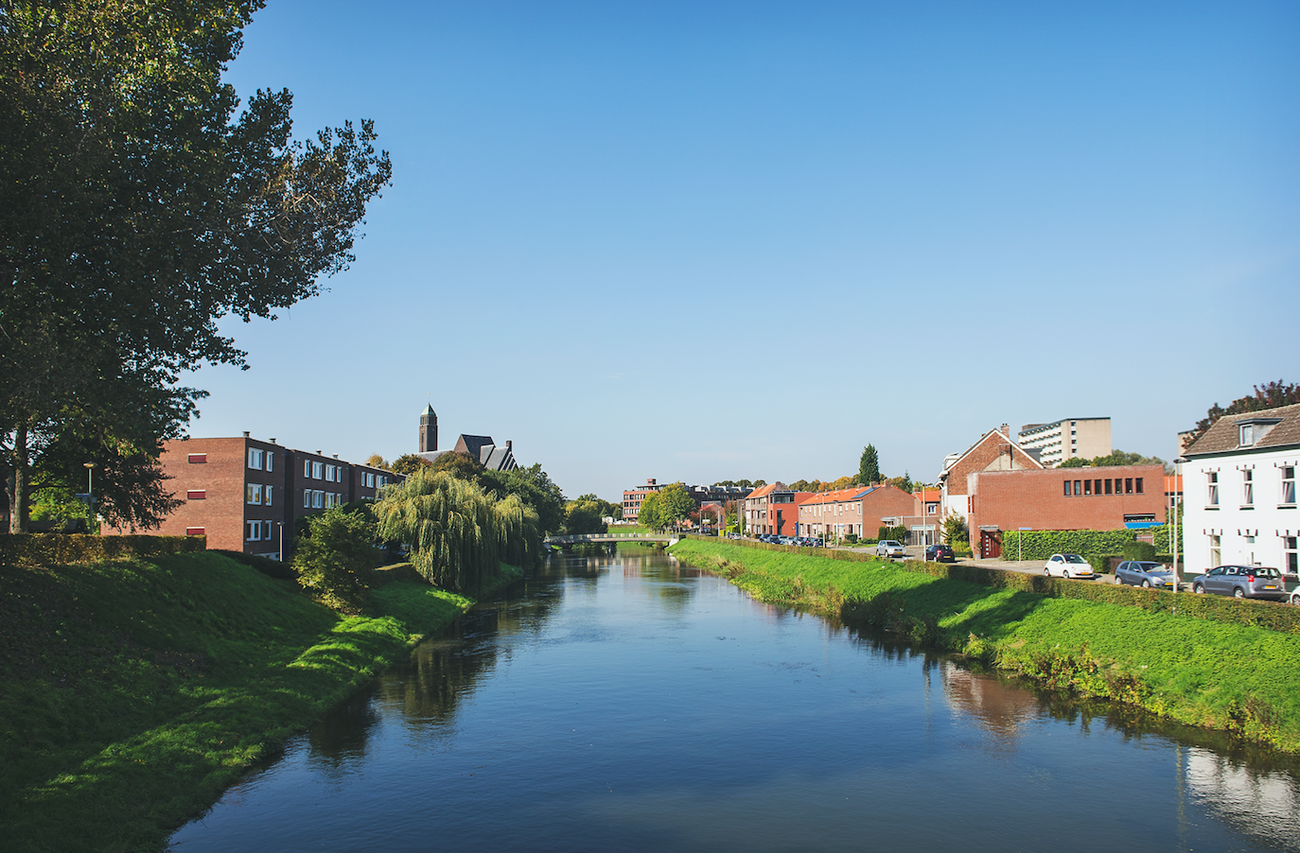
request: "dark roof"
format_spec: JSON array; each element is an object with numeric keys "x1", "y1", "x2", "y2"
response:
[
  {"x1": 455, "y1": 434, "x2": 495, "y2": 458},
  {"x1": 1184, "y1": 402, "x2": 1300, "y2": 456}
]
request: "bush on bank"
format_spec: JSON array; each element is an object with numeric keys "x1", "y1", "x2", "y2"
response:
[
  {"x1": 0, "y1": 550, "x2": 510, "y2": 853},
  {"x1": 669, "y1": 537, "x2": 1300, "y2": 753}
]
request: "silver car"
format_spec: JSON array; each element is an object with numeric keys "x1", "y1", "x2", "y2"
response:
[
  {"x1": 875, "y1": 540, "x2": 905, "y2": 558},
  {"x1": 1115, "y1": 560, "x2": 1175, "y2": 589},
  {"x1": 1191, "y1": 565, "x2": 1285, "y2": 600}
]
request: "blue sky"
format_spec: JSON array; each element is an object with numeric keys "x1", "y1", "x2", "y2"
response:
[{"x1": 190, "y1": 0, "x2": 1300, "y2": 502}]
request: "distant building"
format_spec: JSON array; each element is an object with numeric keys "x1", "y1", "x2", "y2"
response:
[
  {"x1": 104, "y1": 433, "x2": 399, "y2": 558},
  {"x1": 621, "y1": 479, "x2": 750, "y2": 523},
  {"x1": 415, "y1": 404, "x2": 518, "y2": 471},
  {"x1": 1018, "y1": 417, "x2": 1111, "y2": 468},
  {"x1": 744, "y1": 482, "x2": 810, "y2": 537},
  {"x1": 1181, "y1": 402, "x2": 1300, "y2": 574},
  {"x1": 797, "y1": 484, "x2": 915, "y2": 540},
  {"x1": 622, "y1": 478, "x2": 663, "y2": 523}
]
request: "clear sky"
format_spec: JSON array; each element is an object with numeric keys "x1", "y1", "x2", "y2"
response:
[{"x1": 189, "y1": 0, "x2": 1300, "y2": 502}]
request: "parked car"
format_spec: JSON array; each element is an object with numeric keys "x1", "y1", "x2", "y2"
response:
[
  {"x1": 1043, "y1": 553, "x2": 1095, "y2": 579},
  {"x1": 876, "y1": 540, "x2": 905, "y2": 558},
  {"x1": 1191, "y1": 565, "x2": 1285, "y2": 600},
  {"x1": 1115, "y1": 560, "x2": 1175, "y2": 589},
  {"x1": 924, "y1": 544, "x2": 955, "y2": 563}
]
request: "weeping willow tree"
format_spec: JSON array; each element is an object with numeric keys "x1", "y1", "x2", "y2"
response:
[{"x1": 374, "y1": 469, "x2": 538, "y2": 593}]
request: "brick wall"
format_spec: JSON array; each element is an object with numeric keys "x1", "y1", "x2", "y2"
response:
[{"x1": 969, "y1": 465, "x2": 1167, "y2": 533}]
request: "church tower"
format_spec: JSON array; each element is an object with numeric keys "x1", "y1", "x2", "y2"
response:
[{"x1": 419, "y1": 404, "x2": 438, "y2": 453}]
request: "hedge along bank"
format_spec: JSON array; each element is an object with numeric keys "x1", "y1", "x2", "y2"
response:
[{"x1": 667, "y1": 536, "x2": 1300, "y2": 754}]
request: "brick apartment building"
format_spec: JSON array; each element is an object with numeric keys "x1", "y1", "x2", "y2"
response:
[
  {"x1": 967, "y1": 464, "x2": 1167, "y2": 557},
  {"x1": 106, "y1": 433, "x2": 398, "y2": 558},
  {"x1": 744, "y1": 482, "x2": 810, "y2": 536},
  {"x1": 1017, "y1": 417, "x2": 1112, "y2": 468}
]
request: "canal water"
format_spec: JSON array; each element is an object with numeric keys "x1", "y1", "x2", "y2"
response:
[{"x1": 170, "y1": 551, "x2": 1300, "y2": 852}]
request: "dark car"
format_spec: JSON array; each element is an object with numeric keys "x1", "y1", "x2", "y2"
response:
[
  {"x1": 1115, "y1": 560, "x2": 1175, "y2": 589},
  {"x1": 1191, "y1": 565, "x2": 1285, "y2": 600},
  {"x1": 925, "y1": 544, "x2": 955, "y2": 563}
]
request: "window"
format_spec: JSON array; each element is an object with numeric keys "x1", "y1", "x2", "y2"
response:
[
  {"x1": 312, "y1": 461, "x2": 324, "y2": 480},
  {"x1": 1064, "y1": 481, "x2": 1071, "y2": 497},
  {"x1": 248, "y1": 448, "x2": 264, "y2": 470},
  {"x1": 304, "y1": 459, "x2": 312, "y2": 477},
  {"x1": 1135, "y1": 478, "x2": 1143, "y2": 494},
  {"x1": 246, "y1": 521, "x2": 261, "y2": 541},
  {"x1": 303, "y1": 490, "x2": 311, "y2": 508},
  {"x1": 1242, "y1": 469, "x2": 1254, "y2": 507},
  {"x1": 1074, "y1": 480, "x2": 1082, "y2": 496},
  {"x1": 246, "y1": 483, "x2": 263, "y2": 505},
  {"x1": 1104, "y1": 479, "x2": 1112, "y2": 495},
  {"x1": 265, "y1": 452, "x2": 273, "y2": 473},
  {"x1": 263, "y1": 520, "x2": 276, "y2": 541},
  {"x1": 313, "y1": 490, "x2": 324, "y2": 508},
  {"x1": 1125, "y1": 478, "x2": 1133, "y2": 494},
  {"x1": 1084, "y1": 479, "x2": 1092, "y2": 496},
  {"x1": 1207, "y1": 471, "x2": 1219, "y2": 507},
  {"x1": 186, "y1": 490, "x2": 206, "y2": 500},
  {"x1": 325, "y1": 464, "x2": 336, "y2": 482},
  {"x1": 1209, "y1": 534, "x2": 1221, "y2": 568},
  {"x1": 188, "y1": 453, "x2": 207, "y2": 464},
  {"x1": 1240, "y1": 423, "x2": 1255, "y2": 447},
  {"x1": 1282, "y1": 466, "x2": 1296, "y2": 506},
  {"x1": 1094, "y1": 479, "x2": 1102, "y2": 496},
  {"x1": 1285, "y1": 536, "x2": 1298, "y2": 577},
  {"x1": 265, "y1": 486, "x2": 273, "y2": 506},
  {"x1": 186, "y1": 527, "x2": 205, "y2": 536}
]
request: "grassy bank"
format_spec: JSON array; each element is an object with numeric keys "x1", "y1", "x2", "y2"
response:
[
  {"x1": 670, "y1": 538, "x2": 1300, "y2": 753},
  {"x1": 0, "y1": 551, "x2": 517, "y2": 852}
]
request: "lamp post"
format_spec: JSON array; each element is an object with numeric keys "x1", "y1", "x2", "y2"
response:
[{"x1": 83, "y1": 462, "x2": 96, "y2": 532}]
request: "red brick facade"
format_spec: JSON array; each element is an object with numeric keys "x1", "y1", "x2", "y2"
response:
[
  {"x1": 968, "y1": 465, "x2": 1167, "y2": 540},
  {"x1": 105, "y1": 435, "x2": 401, "y2": 558}
]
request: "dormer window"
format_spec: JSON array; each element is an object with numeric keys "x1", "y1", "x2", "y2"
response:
[
  {"x1": 1237, "y1": 418, "x2": 1281, "y2": 447},
  {"x1": 1240, "y1": 423, "x2": 1254, "y2": 447}
]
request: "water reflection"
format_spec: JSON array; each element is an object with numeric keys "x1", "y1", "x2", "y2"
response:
[{"x1": 171, "y1": 550, "x2": 1300, "y2": 853}]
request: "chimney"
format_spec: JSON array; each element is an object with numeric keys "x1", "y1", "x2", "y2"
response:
[
  {"x1": 243, "y1": 431, "x2": 250, "y2": 438},
  {"x1": 506, "y1": 440, "x2": 512, "y2": 450},
  {"x1": 1000, "y1": 423, "x2": 1010, "y2": 438},
  {"x1": 269, "y1": 438, "x2": 276, "y2": 444}
]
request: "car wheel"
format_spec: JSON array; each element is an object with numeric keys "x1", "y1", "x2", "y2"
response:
[
  {"x1": 1063, "y1": 571, "x2": 1071, "y2": 579},
  {"x1": 1234, "y1": 587, "x2": 1245, "y2": 599},
  {"x1": 1193, "y1": 584, "x2": 1204, "y2": 594},
  {"x1": 1044, "y1": 568, "x2": 1051, "y2": 576},
  {"x1": 1141, "y1": 579, "x2": 1151, "y2": 588}
]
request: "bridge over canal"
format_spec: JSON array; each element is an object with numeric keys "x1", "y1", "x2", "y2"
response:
[{"x1": 544, "y1": 532, "x2": 680, "y2": 548}]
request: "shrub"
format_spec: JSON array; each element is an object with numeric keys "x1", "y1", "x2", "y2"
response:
[
  {"x1": 1123, "y1": 541, "x2": 1158, "y2": 561},
  {"x1": 0, "y1": 533, "x2": 203, "y2": 566},
  {"x1": 292, "y1": 508, "x2": 379, "y2": 612},
  {"x1": 845, "y1": 533, "x2": 859, "y2": 544}
]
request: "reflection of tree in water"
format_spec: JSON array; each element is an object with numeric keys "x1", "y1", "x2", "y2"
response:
[{"x1": 303, "y1": 554, "x2": 584, "y2": 763}]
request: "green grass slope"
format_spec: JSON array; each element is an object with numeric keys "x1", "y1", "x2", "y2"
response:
[
  {"x1": 670, "y1": 538, "x2": 1300, "y2": 753},
  {"x1": 0, "y1": 551, "x2": 490, "y2": 853}
]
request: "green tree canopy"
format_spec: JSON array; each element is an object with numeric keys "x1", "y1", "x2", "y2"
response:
[
  {"x1": 390, "y1": 454, "x2": 430, "y2": 476},
  {"x1": 655, "y1": 483, "x2": 696, "y2": 529},
  {"x1": 637, "y1": 492, "x2": 662, "y2": 530},
  {"x1": 1189, "y1": 380, "x2": 1300, "y2": 444},
  {"x1": 1, "y1": 0, "x2": 392, "y2": 531},
  {"x1": 859, "y1": 445, "x2": 880, "y2": 485},
  {"x1": 1058, "y1": 450, "x2": 1167, "y2": 469}
]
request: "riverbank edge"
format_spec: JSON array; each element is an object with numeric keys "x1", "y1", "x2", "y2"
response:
[
  {"x1": 2, "y1": 551, "x2": 523, "y2": 853},
  {"x1": 668, "y1": 537, "x2": 1300, "y2": 755}
]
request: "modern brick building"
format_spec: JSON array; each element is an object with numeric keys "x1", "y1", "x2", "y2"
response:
[
  {"x1": 622, "y1": 478, "x2": 663, "y2": 523},
  {"x1": 744, "y1": 483, "x2": 810, "y2": 537},
  {"x1": 967, "y1": 464, "x2": 1166, "y2": 557},
  {"x1": 1018, "y1": 417, "x2": 1112, "y2": 468},
  {"x1": 106, "y1": 433, "x2": 399, "y2": 558}
]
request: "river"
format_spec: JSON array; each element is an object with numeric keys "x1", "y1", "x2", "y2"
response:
[{"x1": 169, "y1": 550, "x2": 1300, "y2": 852}]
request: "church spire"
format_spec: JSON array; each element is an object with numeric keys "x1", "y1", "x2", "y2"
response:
[{"x1": 419, "y1": 404, "x2": 438, "y2": 453}]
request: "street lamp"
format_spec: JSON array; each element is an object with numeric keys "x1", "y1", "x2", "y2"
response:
[{"x1": 83, "y1": 462, "x2": 96, "y2": 532}]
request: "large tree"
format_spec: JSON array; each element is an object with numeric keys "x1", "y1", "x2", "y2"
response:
[
  {"x1": 0, "y1": 1, "x2": 392, "y2": 531},
  {"x1": 859, "y1": 445, "x2": 880, "y2": 485}
]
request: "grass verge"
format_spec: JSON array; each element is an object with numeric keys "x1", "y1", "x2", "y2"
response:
[
  {"x1": 669, "y1": 537, "x2": 1300, "y2": 754},
  {"x1": 0, "y1": 551, "x2": 517, "y2": 852}
]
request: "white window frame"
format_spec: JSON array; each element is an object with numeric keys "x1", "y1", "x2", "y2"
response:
[
  {"x1": 1282, "y1": 466, "x2": 1296, "y2": 507},
  {"x1": 248, "y1": 448, "x2": 264, "y2": 470},
  {"x1": 303, "y1": 490, "x2": 311, "y2": 508},
  {"x1": 246, "y1": 483, "x2": 263, "y2": 505},
  {"x1": 1207, "y1": 471, "x2": 1219, "y2": 507},
  {"x1": 265, "y1": 485, "x2": 273, "y2": 506},
  {"x1": 266, "y1": 452, "x2": 273, "y2": 473},
  {"x1": 246, "y1": 521, "x2": 261, "y2": 542},
  {"x1": 304, "y1": 459, "x2": 312, "y2": 477},
  {"x1": 313, "y1": 461, "x2": 324, "y2": 480},
  {"x1": 1242, "y1": 468, "x2": 1254, "y2": 508}
]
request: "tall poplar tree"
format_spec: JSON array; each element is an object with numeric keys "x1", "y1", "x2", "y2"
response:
[
  {"x1": 0, "y1": 1, "x2": 392, "y2": 531},
  {"x1": 859, "y1": 445, "x2": 880, "y2": 485}
]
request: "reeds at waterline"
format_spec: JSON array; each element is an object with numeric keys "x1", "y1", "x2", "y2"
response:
[{"x1": 374, "y1": 469, "x2": 538, "y2": 593}]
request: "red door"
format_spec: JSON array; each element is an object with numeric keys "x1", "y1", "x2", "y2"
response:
[{"x1": 980, "y1": 529, "x2": 1002, "y2": 559}]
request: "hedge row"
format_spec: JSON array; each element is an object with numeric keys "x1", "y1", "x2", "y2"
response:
[
  {"x1": 684, "y1": 535, "x2": 1300, "y2": 635},
  {"x1": 999, "y1": 527, "x2": 1173, "y2": 562},
  {"x1": 0, "y1": 533, "x2": 205, "y2": 567}
]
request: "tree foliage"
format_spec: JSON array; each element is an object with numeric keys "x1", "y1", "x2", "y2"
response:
[
  {"x1": 390, "y1": 454, "x2": 429, "y2": 476},
  {"x1": 942, "y1": 512, "x2": 968, "y2": 548},
  {"x1": 1189, "y1": 380, "x2": 1300, "y2": 444},
  {"x1": 373, "y1": 469, "x2": 537, "y2": 594},
  {"x1": 652, "y1": 482, "x2": 696, "y2": 530},
  {"x1": 365, "y1": 454, "x2": 391, "y2": 471},
  {"x1": 859, "y1": 445, "x2": 881, "y2": 485},
  {"x1": 292, "y1": 506, "x2": 379, "y2": 612},
  {"x1": 1058, "y1": 450, "x2": 1167, "y2": 470},
  {"x1": 0, "y1": 0, "x2": 392, "y2": 531}
]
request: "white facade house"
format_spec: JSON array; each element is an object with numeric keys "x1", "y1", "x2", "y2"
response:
[{"x1": 1181, "y1": 403, "x2": 1300, "y2": 576}]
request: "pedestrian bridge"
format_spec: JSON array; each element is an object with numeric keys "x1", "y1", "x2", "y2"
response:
[{"x1": 544, "y1": 532, "x2": 679, "y2": 547}]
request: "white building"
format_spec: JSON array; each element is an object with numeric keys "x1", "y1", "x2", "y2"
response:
[
  {"x1": 1018, "y1": 417, "x2": 1111, "y2": 468},
  {"x1": 1181, "y1": 403, "x2": 1299, "y2": 575}
]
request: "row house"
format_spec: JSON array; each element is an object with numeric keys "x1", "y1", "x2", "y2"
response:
[
  {"x1": 107, "y1": 433, "x2": 399, "y2": 559},
  {"x1": 744, "y1": 483, "x2": 810, "y2": 537},
  {"x1": 797, "y1": 484, "x2": 915, "y2": 540},
  {"x1": 1182, "y1": 402, "x2": 1300, "y2": 575}
]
